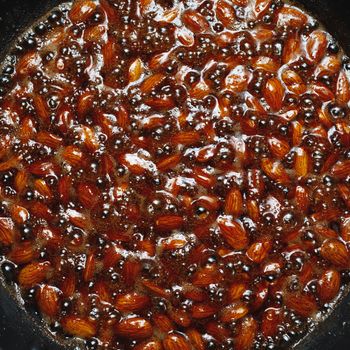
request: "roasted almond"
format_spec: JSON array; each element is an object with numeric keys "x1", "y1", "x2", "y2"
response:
[
  {"x1": 62, "y1": 316, "x2": 96, "y2": 338},
  {"x1": 115, "y1": 292, "x2": 150, "y2": 312},
  {"x1": 115, "y1": 317, "x2": 153, "y2": 339}
]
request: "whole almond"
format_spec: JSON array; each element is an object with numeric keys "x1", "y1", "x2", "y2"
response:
[
  {"x1": 116, "y1": 317, "x2": 153, "y2": 339},
  {"x1": 62, "y1": 316, "x2": 96, "y2": 338},
  {"x1": 36, "y1": 284, "x2": 60, "y2": 317},
  {"x1": 18, "y1": 262, "x2": 51, "y2": 288},
  {"x1": 263, "y1": 77, "x2": 285, "y2": 111},
  {"x1": 115, "y1": 292, "x2": 150, "y2": 312},
  {"x1": 218, "y1": 216, "x2": 249, "y2": 250},
  {"x1": 320, "y1": 239, "x2": 350, "y2": 267},
  {"x1": 261, "y1": 308, "x2": 282, "y2": 337},
  {"x1": 285, "y1": 293, "x2": 317, "y2": 317},
  {"x1": 306, "y1": 31, "x2": 328, "y2": 63},
  {"x1": 0, "y1": 217, "x2": 15, "y2": 245},
  {"x1": 235, "y1": 316, "x2": 258, "y2": 350},
  {"x1": 163, "y1": 333, "x2": 192, "y2": 350},
  {"x1": 182, "y1": 10, "x2": 209, "y2": 33},
  {"x1": 318, "y1": 269, "x2": 341, "y2": 303}
]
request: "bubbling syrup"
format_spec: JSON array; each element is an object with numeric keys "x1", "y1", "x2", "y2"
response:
[{"x1": 0, "y1": 0, "x2": 350, "y2": 349}]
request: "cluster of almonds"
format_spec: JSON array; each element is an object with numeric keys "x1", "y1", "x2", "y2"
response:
[{"x1": 0, "y1": 0, "x2": 350, "y2": 349}]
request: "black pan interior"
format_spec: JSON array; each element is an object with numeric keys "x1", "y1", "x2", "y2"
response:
[{"x1": 0, "y1": 0, "x2": 350, "y2": 349}]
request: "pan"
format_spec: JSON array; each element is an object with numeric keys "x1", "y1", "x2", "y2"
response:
[{"x1": 0, "y1": 0, "x2": 350, "y2": 349}]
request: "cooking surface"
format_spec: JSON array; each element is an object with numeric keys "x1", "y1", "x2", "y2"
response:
[{"x1": 1, "y1": 0, "x2": 345, "y2": 349}]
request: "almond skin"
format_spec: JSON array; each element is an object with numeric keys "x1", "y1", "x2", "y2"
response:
[
  {"x1": 18, "y1": 262, "x2": 51, "y2": 288},
  {"x1": 261, "y1": 308, "x2": 283, "y2": 337},
  {"x1": 155, "y1": 215, "x2": 184, "y2": 232},
  {"x1": 318, "y1": 269, "x2": 341, "y2": 303},
  {"x1": 306, "y1": 31, "x2": 328, "y2": 63},
  {"x1": 191, "y1": 303, "x2": 218, "y2": 319},
  {"x1": 115, "y1": 317, "x2": 153, "y2": 340},
  {"x1": 263, "y1": 77, "x2": 285, "y2": 111},
  {"x1": 186, "y1": 328, "x2": 205, "y2": 350},
  {"x1": 320, "y1": 239, "x2": 350, "y2": 267},
  {"x1": 277, "y1": 6, "x2": 308, "y2": 28},
  {"x1": 115, "y1": 292, "x2": 151, "y2": 312},
  {"x1": 134, "y1": 340, "x2": 163, "y2": 350},
  {"x1": 221, "y1": 302, "x2": 249, "y2": 323},
  {"x1": 182, "y1": 10, "x2": 209, "y2": 33},
  {"x1": 163, "y1": 333, "x2": 192, "y2": 350},
  {"x1": 36, "y1": 284, "x2": 60, "y2": 317},
  {"x1": 235, "y1": 316, "x2": 258, "y2": 350},
  {"x1": 0, "y1": 217, "x2": 15, "y2": 246},
  {"x1": 218, "y1": 216, "x2": 249, "y2": 250},
  {"x1": 69, "y1": 0, "x2": 97, "y2": 23},
  {"x1": 61, "y1": 316, "x2": 96, "y2": 338},
  {"x1": 224, "y1": 188, "x2": 243, "y2": 217},
  {"x1": 246, "y1": 240, "x2": 271, "y2": 263},
  {"x1": 216, "y1": 0, "x2": 236, "y2": 27},
  {"x1": 285, "y1": 293, "x2": 318, "y2": 317}
]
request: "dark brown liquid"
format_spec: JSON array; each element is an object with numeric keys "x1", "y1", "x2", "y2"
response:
[{"x1": 0, "y1": 0, "x2": 350, "y2": 349}]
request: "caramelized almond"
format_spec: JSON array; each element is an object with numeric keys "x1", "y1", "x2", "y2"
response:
[
  {"x1": 263, "y1": 77, "x2": 285, "y2": 111},
  {"x1": 224, "y1": 188, "x2": 243, "y2": 217},
  {"x1": 277, "y1": 6, "x2": 307, "y2": 28},
  {"x1": 221, "y1": 302, "x2": 249, "y2": 323},
  {"x1": 36, "y1": 284, "x2": 60, "y2": 317},
  {"x1": 18, "y1": 261, "x2": 51, "y2": 288},
  {"x1": 69, "y1": 0, "x2": 97, "y2": 23},
  {"x1": 218, "y1": 216, "x2": 249, "y2": 250},
  {"x1": 182, "y1": 10, "x2": 209, "y2": 33},
  {"x1": 320, "y1": 239, "x2": 350, "y2": 267},
  {"x1": 0, "y1": 217, "x2": 15, "y2": 246},
  {"x1": 115, "y1": 317, "x2": 153, "y2": 339},
  {"x1": 318, "y1": 269, "x2": 341, "y2": 303},
  {"x1": 235, "y1": 316, "x2": 258, "y2": 350},
  {"x1": 62, "y1": 316, "x2": 96, "y2": 338},
  {"x1": 216, "y1": 0, "x2": 236, "y2": 27},
  {"x1": 261, "y1": 308, "x2": 282, "y2": 337},
  {"x1": 285, "y1": 293, "x2": 317, "y2": 317},
  {"x1": 163, "y1": 333, "x2": 192, "y2": 350},
  {"x1": 115, "y1": 292, "x2": 150, "y2": 312}
]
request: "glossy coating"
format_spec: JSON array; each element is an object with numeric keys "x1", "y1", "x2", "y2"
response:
[{"x1": 0, "y1": 0, "x2": 350, "y2": 350}]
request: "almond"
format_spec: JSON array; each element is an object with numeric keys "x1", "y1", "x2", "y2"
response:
[
  {"x1": 261, "y1": 308, "x2": 282, "y2": 337},
  {"x1": 306, "y1": 31, "x2": 328, "y2": 63},
  {"x1": 115, "y1": 292, "x2": 150, "y2": 312},
  {"x1": 163, "y1": 333, "x2": 192, "y2": 350},
  {"x1": 224, "y1": 188, "x2": 243, "y2": 217},
  {"x1": 155, "y1": 215, "x2": 184, "y2": 232},
  {"x1": 36, "y1": 284, "x2": 60, "y2": 317},
  {"x1": 186, "y1": 328, "x2": 205, "y2": 350},
  {"x1": 18, "y1": 261, "x2": 51, "y2": 288},
  {"x1": 0, "y1": 217, "x2": 15, "y2": 245},
  {"x1": 246, "y1": 240, "x2": 271, "y2": 263},
  {"x1": 320, "y1": 239, "x2": 350, "y2": 267},
  {"x1": 221, "y1": 301, "x2": 249, "y2": 323},
  {"x1": 182, "y1": 10, "x2": 209, "y2": 33},
  {"x1": 69, "y1": 0, "x2": 97, "y2": 23},
  {"x1": 115, "y1": 317, "x2": 153, "y2": 339},
  {"x1": 285, "y1": 293, "x2": 317, "y2": 317},
  {"x1": 218, "y1": 216, "x2": 249, "y2": 250},
  {"x1": 263, "y1": 77, "x2": 285, "y2": 111},
  {"x1": 336, "y1": 70, "x2": 350, "y2": 105},
  {"x1": 235, "y1": 316, "x2": 258, "y2": 350},
  {"x1": 318, "y1": 269, "x2": 341, "y2": 303},
  {"x1": 62, "y1": 316, "x2": 96, "y2": 338},
  {"x1": 216, "y1": 0, "x2": 236, "y2": 27},
  {"x1": 191, "y1": 303, "x2": 218, "y2": 319},
  {"x1": 277, "y1": 6, "x2": 307, "y2": 28}
]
